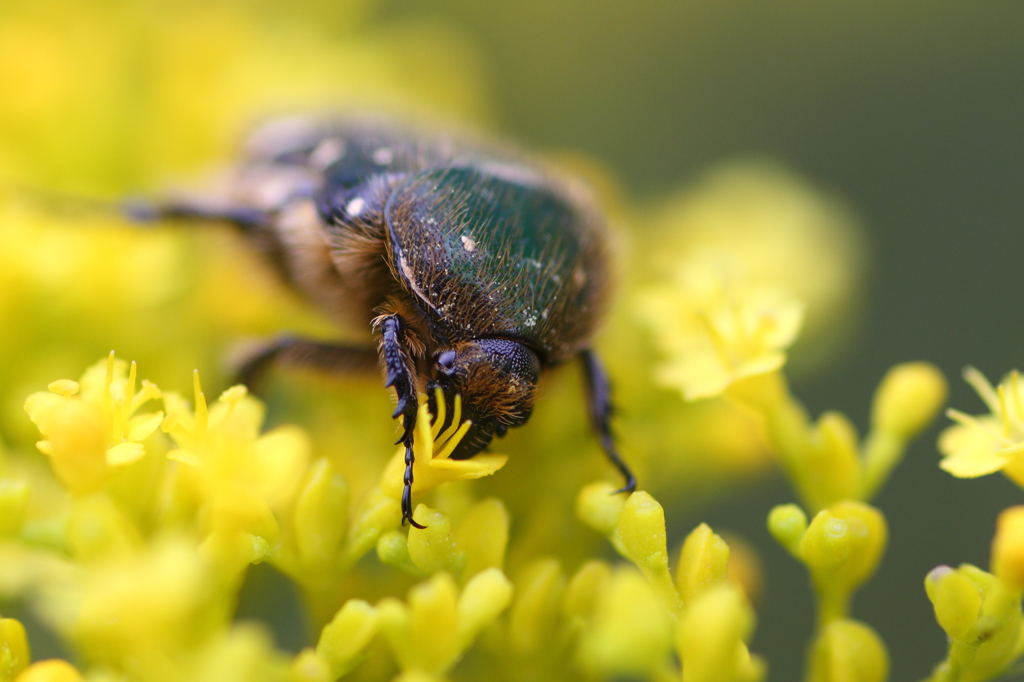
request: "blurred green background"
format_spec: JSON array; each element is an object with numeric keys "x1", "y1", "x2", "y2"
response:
[
  {"x1": 3, "y1": 0, "x2": 1024, "y2": 679},
  {"x1": 368, "y1": 1, "x2": 1024, "y2": 679}
]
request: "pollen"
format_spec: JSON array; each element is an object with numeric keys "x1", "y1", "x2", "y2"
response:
[{"x1": 461, "y1": 235, "x2": 478, "y2": 252}]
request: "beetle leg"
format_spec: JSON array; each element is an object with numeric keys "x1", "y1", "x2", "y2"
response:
[
  {"x1": 580, "y1": 349, "x2": 636, "y2": 495},
  {"x1": 124, "y1": 198, "x2": 270, "y2": 232},
  {"x1": 378, "y1": 314, "x2": 426, "y2": 529},
  {"x1": 233, "y1": 335, "x2": 378, "y2": 393}
]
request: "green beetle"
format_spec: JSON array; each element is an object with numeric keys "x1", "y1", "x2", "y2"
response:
[{"x1": 141, "y1": 117, "x2": 634, "y2": 528}]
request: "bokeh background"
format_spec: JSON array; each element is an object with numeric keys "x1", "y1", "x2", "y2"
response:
[{"x1": 2, "y1": 1, "x2": 1024, "y2": 679}]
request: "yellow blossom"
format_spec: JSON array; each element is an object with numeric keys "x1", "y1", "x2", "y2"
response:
[
  {"x1": 23, "y1": 353, "x2": 162, "y2": 494},
  {"x1": 161, "y1": 373, "x2": 310, "y2": 566},
  {"x1": 922, "y1": 563, "x2": 1024, "y2": 682},
  {"x1": 639, "y1": 260, "x2": 804, "y2": 400},
  {"x1": 940, "y1": 368, "x2": 1024, "y2": 487},
  {"x1": 379, "y1": 390, "x2": 507, "y2": 505}
]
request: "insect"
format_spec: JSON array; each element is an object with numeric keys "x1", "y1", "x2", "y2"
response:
[{"x1": 141, "y1": 117, "x2": 635, "y2": 528}]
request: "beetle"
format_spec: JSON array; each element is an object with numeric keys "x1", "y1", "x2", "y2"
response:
[{"x1": 140, "y1": 116, "x2": 634, "y2": 528}]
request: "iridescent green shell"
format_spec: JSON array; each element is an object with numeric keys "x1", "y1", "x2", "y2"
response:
[{"x1": 384, "y1": 165, "x2": 609, "y2": 363}]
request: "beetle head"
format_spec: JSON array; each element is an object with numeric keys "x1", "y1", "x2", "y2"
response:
[{"x1": 429, "y1": 338, "x2": 541, "y2": 460}]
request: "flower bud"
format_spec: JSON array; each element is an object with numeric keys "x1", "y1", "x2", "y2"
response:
[
  {"x1": 799, "y1": 502, "x2": 887, "y2": 599},
  {"x1": 453, "y1": 498, "x2": 509, "y2": 579},
  {"x1": 0, "y1": 480, "x2": 29, "y2": 537},
  {"x1": 457, "y1": 567, "x2": 513, "y2": 645},
  {"x1": 563, "y1": 561, "x2": 612, "y2": 626},
  {"x1": 293, "y1": 458, "x2": 349, "y2": 569},
  {"x1": 767, "y1": 504, "x2": 807, "y2": 556},
  {"x1": 377, "y1": 531, "x2": 424, "y2": 577},
  {"x1": 925, "y1": 565, "x2": 981, "y2": 641},
  {"x1": 806, "y1": 619, "x2": 888, "y2": 682},
  {"x1": 992, "y1": 506, "x2": 1024, "y2": 589},
  {"x1": 289, "y1": 648, "x2": 330, "y2": 682},
  {"x1": 678, "y1": 584, "x2": 763, "y2": 682},
  {"x1": 871, "y1": 362, "x2": 947, "y2": 441},
  {"x1": 406, "y1": 505, "x2": 465, "y2": 576},
  {"x1": 576, "y1": 481, "x2": 625, "y2": 536},
  {"x1": 677, "y1": 523, "x2": 730, "y2": 608},
  {"x1": 801, "y1": 411, "x2": 860, "y2": 511},
  {"x1": 0, "y1": 617, "x2": 29, "y2": 679},
  {"x1": 13, "y1": 659, "x2": 83, "y2": 682},
  {"x1": 316, "y1": 599, "x2": 379, "y2": 678},
  {"x1": 509, "y1": 558, "x2": 566, "y2": 655},
  {"x1": 617, "y1": 493, "x2": 668, "y2": 569},
  {"x1": 579, "y1": 568, "x2": 673, "y2": 677}
]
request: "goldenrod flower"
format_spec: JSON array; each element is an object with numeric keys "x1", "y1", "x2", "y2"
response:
[
  {"x1": 639, "y1": 261, "x2": 804, "y2": 400},
  {"x1": 378, "y1": 391, "x2": 507, "y2": 505},
  {"x1": 23, "y1": 353, "x2": 162, "y2": 494},
  {"x1": 923, "y1": 563, "x2": 1024, "y2": 682},
  {"x1": 940, "y1": 368, "x2": 1024, "y2": 487},
  {"x1": 161, "y1": 374, "x2": 310, "y2": 571}
]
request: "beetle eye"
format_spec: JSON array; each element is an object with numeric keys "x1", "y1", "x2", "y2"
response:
[{"x1": 437, "y1": 349, "x2": 457, "y2": 373}]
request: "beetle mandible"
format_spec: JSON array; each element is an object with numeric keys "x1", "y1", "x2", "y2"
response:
[{"x1": 142, "y1": 117, "x2": 635, "y2": 528}]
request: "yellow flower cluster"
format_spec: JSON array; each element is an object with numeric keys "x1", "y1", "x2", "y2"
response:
[{"x1": 3, "y1": 356, "x2": 518, "y2": 682}]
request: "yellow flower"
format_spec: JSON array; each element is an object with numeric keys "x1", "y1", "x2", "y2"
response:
[
  {"x1": 161, "y1": 373, "x2": 310, "y2": 567},
  {"x1": 23, "y1": 353, "x2": 162, "y2": 494},
  {"x1": 922, "y1": 563, "x2": 1024, "y2": 682},
  {"x1": 639, "y1": 260, "x2": 804, "y2": 400},
  {"x1": 378, "y1": 390, "x2": 507, "y2": 504},
  {"x1": 940, "y1": 368, "x2": 1024, "y2": 487},
  {"x1": 378, "y1": 570, "x2": 513, "y2": 677},
  {"x1": 644, "y1": 161, "x2": 865, "y2": 371}
]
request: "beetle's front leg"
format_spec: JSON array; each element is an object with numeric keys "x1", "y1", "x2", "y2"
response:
[
  {"x1": 580, "y1": 349, "x2": 636, "y2": 495},
  {"x1": 377, "y1": 314, "x2": 426, "y2": 529}
]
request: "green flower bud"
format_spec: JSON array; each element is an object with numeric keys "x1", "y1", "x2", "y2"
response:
[
  {"x1": 806, "y1": 619, "x2": 889, "y2": 682},
  {"x1": 576, "y1": 481, "x2": 626, "y2": 537},
  {"x1": 406, "y1": 505, "x2": 465, "y2": 576},
  {"x1": 0, "y1": 480, "x2": 29, "y2": 538},
  {"x1": 677, "y1": 523, "x2": 730, "y2": 609},
  {"x1": 871, "y1": 362, "x2": 947, "y2": 442},
  {"x1": 767, "y1": 504, "x2": 807, "y2": 556},
  {"x1": 617, "y1": 492, "x2": 668, "y2": 570},
  {"x1": 316, "y1": 599, "x2": 379, "y2": 679},
  {"x1": 377, "y1": 530, "x2": 425, "y2": 578},
  {"x1": 453, "y1": 498, "x2": 509, "y2": 580},
  {"x1": 798, "y1": 502, "x2": 887, "y2": 623},
  {"x1": 801, "y1": 411, "x2": 860, "y2": 511},
  {"x1": 991, "y1": 506, "x2": 1024, "y2": 589},
  {"x1": 289, "y1": 648, "x2": 330, "y2": 682},
  {"x1": 579, "y1": 567, "x2": 673, "y2": 677},
  {"x1": 678, "y1": 584, "x2": 764, "y2": 682},
  {"x1": 509, "y1": 558, "x2": 566, "y2": 655},
  {"x1": 0, "y1": 617, "x2": 30, "y2": 679},
  {"x1": 457, "y1": 567, "x2": 513, "y2": 646},
  {"x1": 293, "y1": 458, "x2": 349, "y2": 569},
  {"x1": 563, "y1": 561, "x2": 612, "y2": 626},
  {"x1": 925, "y1": 565, "x2": 981, "y2": 642}
]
